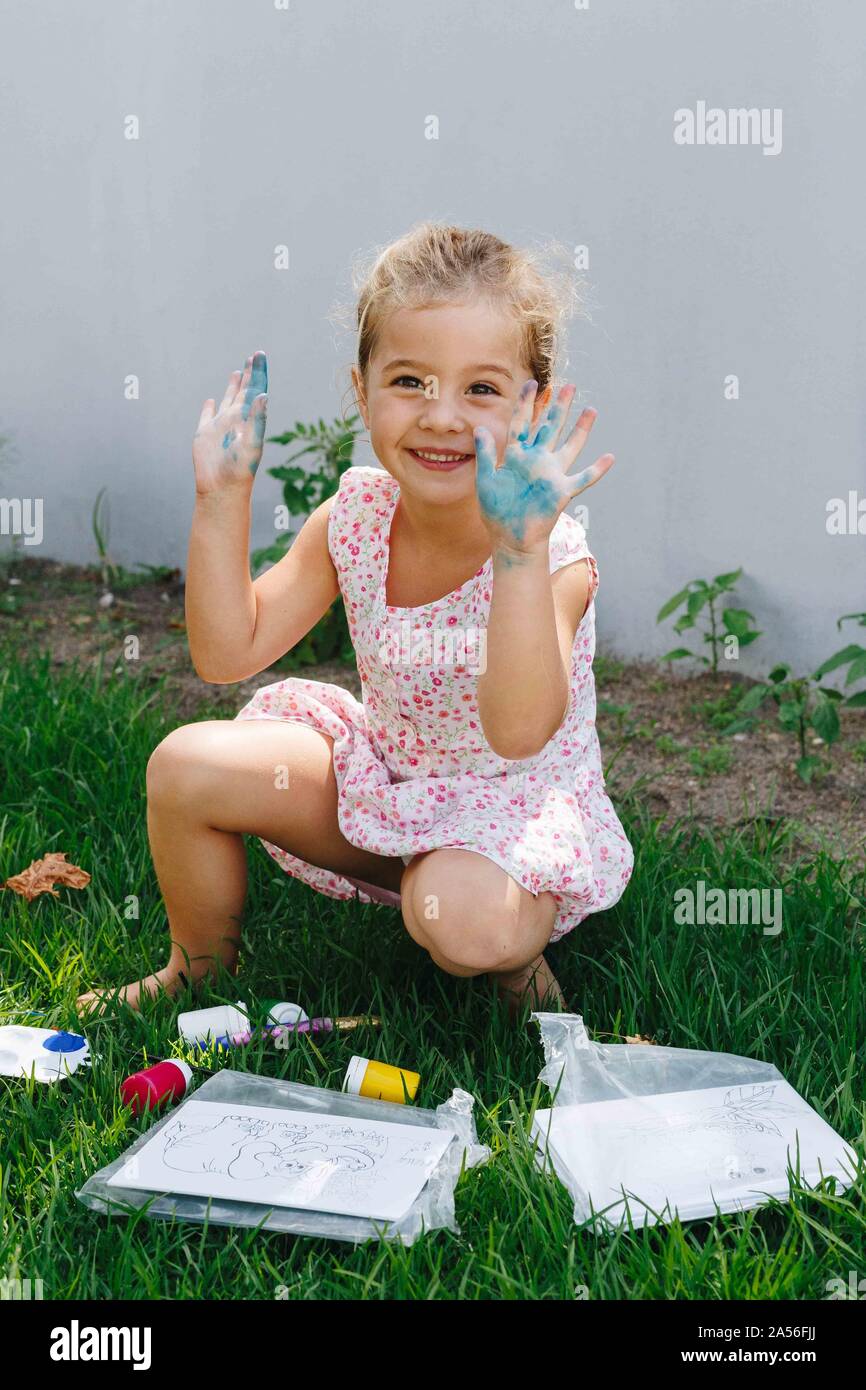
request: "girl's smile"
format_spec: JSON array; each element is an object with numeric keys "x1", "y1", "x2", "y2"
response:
[{"x1": 405, "y1": 446, "x2": 475, "y2": 471}]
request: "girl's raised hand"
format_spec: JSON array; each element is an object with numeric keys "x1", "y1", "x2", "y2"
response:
[
  {"x1": 474, "y1": 380, "x2": 614, "y2": 557},
  {"x1": 192, "y1": 351, "x2": 268, "y2": 496}
]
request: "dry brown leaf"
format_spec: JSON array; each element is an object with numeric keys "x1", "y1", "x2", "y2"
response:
[
  {"x1": 625, "y1": 1033, "x2": 658, "y2": 1045},
  {"x1": 2, "y1": 851, "x2": 91, "y2": 901},
  {"x1": 167, "y1": 619, "x2": 186, "y2": 630}
]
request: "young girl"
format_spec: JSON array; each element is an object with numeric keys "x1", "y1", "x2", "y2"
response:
[{"x1": 77, "y1": 223, "x2": 633, "y2": 1021}]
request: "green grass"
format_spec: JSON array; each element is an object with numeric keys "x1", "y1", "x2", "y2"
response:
[
  {"x1": 687, "y1": 743, "x2": 735, "y2": 780},
  {"x1": 0, "y1": 646, "x2": 864, "y2": 1300}
]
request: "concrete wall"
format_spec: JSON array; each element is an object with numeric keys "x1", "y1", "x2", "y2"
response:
[{"x1": 1, "y1": 0, "x2": 863, "y2": 672}]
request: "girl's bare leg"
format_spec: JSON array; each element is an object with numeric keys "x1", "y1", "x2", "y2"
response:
[
  {"x1": 76, "y1": 719, "x2": 407, "y2": 1015},
  {"x1": 399, "y1": 849, "x2": 568, "y2": 1023},
  {"x1": 419, "y1": 946, "x2": 566, "y2": 1021},
  {"x1": 490, "y1": 953, "x2": 566, "y2": 1019}
]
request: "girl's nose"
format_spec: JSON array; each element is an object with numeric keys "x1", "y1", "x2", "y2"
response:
[{"x1": 417, "y1": 391, "x2": 467, "y2": 429}]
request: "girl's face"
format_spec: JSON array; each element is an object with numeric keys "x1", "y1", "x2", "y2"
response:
[{"x1": 353, "y1": 298, "x2": 532, "y2": 501}]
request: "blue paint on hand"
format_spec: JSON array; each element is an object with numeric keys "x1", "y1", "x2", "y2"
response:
[
  {"x1": 474, "y1": 425, "x2": 561, "y2": 546},
  {"x1": 242, "y1": 352, "x2": 268, "y2": 421}
]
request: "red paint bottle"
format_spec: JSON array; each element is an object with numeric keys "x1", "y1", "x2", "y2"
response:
[{"x1": 120, "y1": 1059, "x2": 194, "y2": 1116}]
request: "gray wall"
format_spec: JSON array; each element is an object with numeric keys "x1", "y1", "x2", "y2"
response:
[{"x1": 2, "y1": 0, "x2": 863, "y2": 672}]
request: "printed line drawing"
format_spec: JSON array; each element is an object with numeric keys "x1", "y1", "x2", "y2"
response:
[
  {"x1": 107, "y1": 1100, "x2": 458, "y2": 1222},
  {"x1": 609, "y1": 1083, "x2": 800, "y2": 1145},
  {"x1": 161, "y1": 1113, "x2": 387, "y2": 1184}
]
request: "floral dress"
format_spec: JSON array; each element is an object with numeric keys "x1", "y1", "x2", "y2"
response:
[{"x1": 234, "y1": 465, "x2": 633, "y2": 942}]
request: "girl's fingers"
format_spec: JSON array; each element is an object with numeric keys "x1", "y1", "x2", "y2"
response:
[
  {"x1": 561, "y1": 408, "x2": 598, "y2": 471},
  {"x1": 247, "y1": 392, "x2": 268, "y2": 448},
  {"x1": 509, "y1": 379, "x2": 539, "y2": 447},
  {"x1": 531, "y1": 383, "x2": 553, "y2": 423},
  {"x1": 231, "y1": 356, "x2": 254, "y2": 410},
  {"x1": 242, "y1": 394, "x2": 268, "y2": 475},
  {"x1": 473, "y1": 425, "x2": 499, "y2": 484},
  {"x1": 196, "y1": 399, "x2": 216, "y2": 430},
  {"x1": 567, "y1": 453, "x2": 615, "y2": 498},
  {"x1": 218, "y1": 371, "x2": 242, "y2": 414},
  {"x1": 242, "y1": 351, "x2": 268, "y2": 421},
  {"x1": 534, "y1": 384, "x2": 576, "y2": 452},
  {"x1": 525, "y1": 384, "x2": 552, "y2": 445}
]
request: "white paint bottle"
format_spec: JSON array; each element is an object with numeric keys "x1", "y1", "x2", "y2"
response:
[{"x1": 177, "y1": 1001, "x2": 250, "y2": 1046}]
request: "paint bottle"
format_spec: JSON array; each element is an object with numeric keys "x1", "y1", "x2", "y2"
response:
[
  {"x1": 261, "y1": 1000, "x2": 308, "y2": 1028},
  {"x1": 192, "y1": 1017, "x2": 322, "y2": 1050},
  {"x1": 181, "y1": 1011, "x2": 383, "y2": 1052},
  {"x1": 343, "y1": 1055, "x2": 420, "y2": 1104},
  {"x1": 177, "y1": 1001, "x2": 249, "y2": 1047},
  {"x1": 120, "y1": 1059, "x2": 194, "y2": 1116}
]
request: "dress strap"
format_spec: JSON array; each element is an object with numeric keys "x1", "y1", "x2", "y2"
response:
[
  {"x1": 327, "y1": 465, "x2": 393, "y2": 583},
  {"x1": 549, "y1": 510, "x2": 599, "y2": 609},
  {"x1": 326, "y1": 466, "x2": 398, "y2": 640}
]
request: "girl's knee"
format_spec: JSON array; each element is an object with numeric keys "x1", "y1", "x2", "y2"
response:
[
  {"x1": 146, "y1": 721, "x2": 226, "y2": 802},
  {"x1": 429, "y1": 913, "x2": 525, "y2": 972},
  {"x1": 401, "y1": 851, "x2": 529, "y2": 971}
]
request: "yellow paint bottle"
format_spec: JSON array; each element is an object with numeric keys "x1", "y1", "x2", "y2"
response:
[{"x1": 343, "y1": 1054, "x2": 420, "y2": 1104}]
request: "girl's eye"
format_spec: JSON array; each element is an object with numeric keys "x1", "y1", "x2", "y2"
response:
[
  {"x1": 389, "y1": 378, "x2": 497, "y2": 394},
  {"x1": 390, "y1": 376, "x2": 500, "y2": 396}
]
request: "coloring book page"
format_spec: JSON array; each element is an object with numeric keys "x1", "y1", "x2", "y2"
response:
[
  {"x1": 532, "y1": 1080, "x2": 857, "y2": 1223},
  {"x1": 108, "y1": 1100, "x2": 457, "y2": 1222}
]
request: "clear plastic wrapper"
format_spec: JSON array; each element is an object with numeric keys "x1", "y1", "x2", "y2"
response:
[
  {"x1": 76, "y1": 1069, "x2": 490, "y2": 1247},
  {"x1": 530, "y1": 1012, "x2": 858, "y2": 1232}
]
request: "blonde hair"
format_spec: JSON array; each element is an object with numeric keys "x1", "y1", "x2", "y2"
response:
[{"x1": 336, "y1": 222, "x2": 588, "y2": 408}]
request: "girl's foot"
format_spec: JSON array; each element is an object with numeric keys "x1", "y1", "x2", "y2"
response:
[
  {"x1": 76, "y1": 966, "x2": 192, "y2": 1019},
  {"x1": 492, "y1": 953, "x2": 567, "y2": 1023}
]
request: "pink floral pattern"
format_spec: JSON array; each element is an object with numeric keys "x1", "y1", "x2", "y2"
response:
[{"x1": 234, "y1": 466, "x2": 633, "y2": 942}]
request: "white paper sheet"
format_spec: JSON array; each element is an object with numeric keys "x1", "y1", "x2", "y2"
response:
[
  {"x1": 531, "y1": 1080, "x2": 858, "y2": 1226},
  {"x1": 108, "y1": 1100, "x2": 457, "y2": 1223}
]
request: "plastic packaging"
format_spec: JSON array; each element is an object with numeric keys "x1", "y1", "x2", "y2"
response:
[
  {"x1": 343, "y1": 1055, "x2": 420, "y2": 1103},
  {"x1": 75, "y1": 1069, "x2": 490, "y2": 1246},
  {"x1": 529, "y1": 1012, "x2": 858, "y2": 1233}
]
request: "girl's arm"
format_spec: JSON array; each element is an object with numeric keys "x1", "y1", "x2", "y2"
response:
[
  {"x1": 478, "y1": 551, "x2": 590, "y2": 759},
  {"x1": 185, "y1": 486, "x2": 258, "y2": 682},
  {"x1": 186, "y1": 491, "x2": 340, "y2": 684},
  {"x1": 185, "y1": 352, "x2": 339, "y2": 684},
  {"x1": 472, "y1": 379, "x2": 612, "y2": 758}
]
